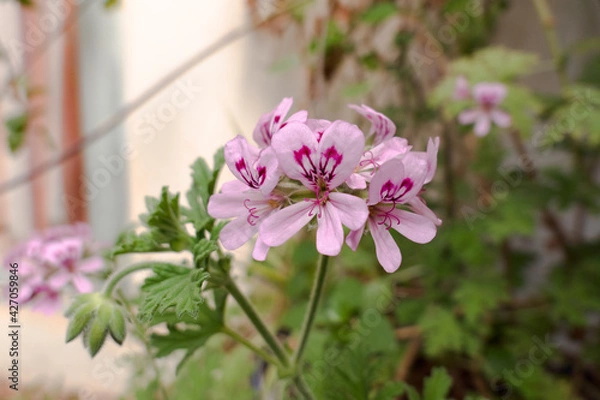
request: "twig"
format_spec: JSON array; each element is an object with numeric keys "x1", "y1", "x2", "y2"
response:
[
  {"x1": 394, "y1": 336, "x2": 422, "y2": 382},
  {"x1": 0, "y1": 1, "x2": 309, "y2": 196}
]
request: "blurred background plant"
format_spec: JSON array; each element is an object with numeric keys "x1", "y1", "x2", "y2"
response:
[{"x1": 1, "y1": 0, "x2": 600, "y2": 399}]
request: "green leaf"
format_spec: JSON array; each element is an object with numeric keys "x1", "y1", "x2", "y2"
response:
[
  {"x1": 361, "y1": 3, "x2": 397, "y2": 24},
  {"x1": 547, "y1": 85, "x2": 600, "y2": 144},
  {"x1": 151, "y1": 324, "x2": 221, "y2": 373},
  {"x1": 109, "y1": 230, "x2": 167, "y2": 259},
  {"x1": 5, "y1": 113, "x2": 27, "y2": 153},
  {"x1": 185, "y1": 149, "x2": 225, "y2": 232},
  {"x1": 450, "y1": 47, "x2": 538, "y2": 82},
  {"x1": 192, "y1": 239, "x2": 218, "y2": 267},
  {"x1": 142, "y1": 187, "x2": 191, "y2": 250},
  {"x1": 139, "y1": 264, "x2": 210, "y2": 322},
  {"x1": 423, "y1": 367, "x2": 453, "y2": 400},
  {"x1": 418, "y1": 306, "x2": 463, "y2": 356},
  {"x1": 453, "y1": 277, "x2": 508, "y2": 325}
]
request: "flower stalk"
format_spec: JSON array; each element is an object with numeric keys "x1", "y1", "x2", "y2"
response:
[{"x1": 293, "y1": 254, "x2": 329, "y2": 366}]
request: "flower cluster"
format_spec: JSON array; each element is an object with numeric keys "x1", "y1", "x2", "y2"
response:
[
  {"x1": 4, "y1": 223, "x2": 105, "y2": 314},
  {"x1": 454, "y1": 76, "x2": 511, "y2": 136},
  {"x1": 208, "y1": 98, "x2": 441, "y2": 272}
]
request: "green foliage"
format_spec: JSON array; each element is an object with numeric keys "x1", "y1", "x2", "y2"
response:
[
  {"x1": 109, "y1": 230, "x2": 166, "y2": 259},
  {"x1": 423, "y1": 367, "x2": 453, "y2": 400},
  {"x1": 138, "y1": 264, "x2": 210, "y2": 322},
  {"x1": 141, "y1": 187, "x2": 192, "y2": 251},
  {"x1": 418, "y1": 306, "x2": 463, "y2": 357},
  {"x1": 453, "y1": 276, "x2": 508, "y2": 325},
  {"x1": 5, "y1": 113, "x2": 27, "y2": 153},
  {"x1": 361, "y1": 3, "x2": 397, "y2": 25},
  {"x1": 548, "y1": 85, "x2": 600, "y2": 144}
]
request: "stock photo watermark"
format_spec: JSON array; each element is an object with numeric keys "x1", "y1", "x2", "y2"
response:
[{"x1": 62, "y1": 77, "x2": 203, "y2": 217}]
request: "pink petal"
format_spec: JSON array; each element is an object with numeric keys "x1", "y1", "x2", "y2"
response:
[
  {"x1": 368, "y1": 218, "x2": 402, "y2": 273},
  {"x1": 77, "y1": 256, "x2": 104, "y2": 273},
  {"x1": 73, "y1": 275, "x2": 94, "y2": 293},
  {"x1": 452, "y1": 75, "x2": 471, "y2": 100},
  {"x1": 225, "y1": 136, "x2": 275, "y2": 191},
  {"x1": 260, "y1": 201, "x2": 314, "y2": 247},
  {"x1": 219, "y1": 215, "x2": 259, "y2": 250},
  {"x1": 257, "y1": 146, "x2": 281, "y2": 194},
  {"x1": 316, "y1": 202, "x2": 344, "y2": 256},
  {"x1": 458, "y1": 109, "x2": 480, "y2": 125},
  {"x1": 285, "y1": 110, "x2": 308, "y2": 125},
  {"x1": 369, "y1": 158, "x2": 427, "y2": 205},
  {"x1": 306, "y1": 119, "x2": 332, "y2": 140},
  {"x1": 328, "y1": 192, "x2": 368, "y2": 231},
  {"x1": 252, "y1": 97, "x2": 294, "y2": 147},
  {"x1": 424, "y1": 137, "x2": 439, "y2": 184},
  {"x1": 48, "y1": 270, "x2": 71, "y2": 290},
  {"x1": 252, "y1": 237, "x2": 270, "y2": 261},
  {"x1": 491, "y1": 110, "x2": 511, "y2": 128},
  {"x1": 368, "y1": 137, "x2": 411, "y2": 165},
  {"x1": 346, "y1": 224, "x2": 365, "y2": 251},
  {"x1": 207, "y1": 190, "x2": 251, "y2": 219},
  {"x1": 408, "y1": 197, "x2": 442, "y2": 226},
  {"x1": 474, "y1": 114, "x2": 492, "y2": 136},
  {"x1": 389, "y1": 209, "x2": 437, "y2": 244},
  {"x1": 345, "y1": 173, "x2": 367, "y2": 190},
  {"x1": 348, "y1": 104, "x2": 396, "y2": 145},
  {"x1": 317, "y1": 120, "x2": 365, "y2": 189},
  {"x1": 271, "y1": 122, "x2": 319, "y2": 189},
  {"x1": 473, "y1": 83, "x2": 507, "y2": 106}
]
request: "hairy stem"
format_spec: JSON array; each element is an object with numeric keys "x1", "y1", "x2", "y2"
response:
[
  {"x1": 224, "y1": 278, "x2": 290, "y2": 368},
  {"x1": 103, "y1": 263, "x2": 156, "y2": 297},
  {"x1": 221, "y1": 326, "x2": 282, "y2": 367},
  {"x1": 293, "y1": 254, "x2": 330, "y2": 366}
]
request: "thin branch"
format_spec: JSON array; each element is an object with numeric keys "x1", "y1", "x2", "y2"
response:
[{"x1": 0, "y1": 1, "x2": 309, "y2": 196}]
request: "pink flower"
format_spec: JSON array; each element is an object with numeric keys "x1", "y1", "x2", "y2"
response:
[
  {"x1": 348, "y1": 104, "x2": 396, "y2": 146},
  {"x1": 208, "y1": 181, "x2": 283, "y2": 260},
  {"x1": 346, "y1": 137, "x2": 411, "y2": 190},
  {"x1": 252, "y1": 97, "x2": 308, "y2": 148},
  {"x1": 453, "y1": 75, "x2": 471, "y2": 100},
  {"x1": 259, "y1": 120, "x2": 369, "y2": 256},
  {"x1": 398, "y1": 137, "x2": 442, "y2": 226},
  {"x1": 43, "y1": 238, "x2": 104, "y2": 293},
  {"x1": 208, "y1": 136, "x2": 285, "y2": 259},
  {"x1": 346, "y1": 158, "x2": 437, "y2": 273},
  {"x1": 458, "y1": 82, "x2": 511, "y2": 136}
]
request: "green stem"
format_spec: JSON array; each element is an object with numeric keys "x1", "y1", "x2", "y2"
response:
[
  {"x1": 224, "y1": 278, "x2": 290, "y2": 368},
  {"x1": 293, "y1": 254, "x2": 329, "y2": 366},
  {"x1": 103, "y1": 263, "x2": 156, "y2": 297},
  {"x1": 221, "y1": 326, "x2": 282, "y2": 368},
  {"x1": 117, "y1": 291, "x2": 170, "y2": 400},
  {"x1": 293, "y1": 375, "x2": 316, "y2": 400}
]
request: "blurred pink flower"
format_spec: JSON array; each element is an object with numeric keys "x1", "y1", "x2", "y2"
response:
[
  {"x1": 453, "y1": 75, "x2": 471, "y2": 100},
  {"x1": 458, "y1": 82, "x2": 511, "y2": 136}
]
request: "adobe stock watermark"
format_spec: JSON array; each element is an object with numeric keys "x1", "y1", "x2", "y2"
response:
[
  {"x1": 410, "y1": 0, "x2": 483, "y2": 73},
  {"x1": 491, "y1": 334, "x2": 560, "y2": 399},
  {"x1": 1, "y1": 0, "x2": 88, "y2": 65},
  {"x1": 62, "y1": 77, "x2": 202, "y2": 217}
]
